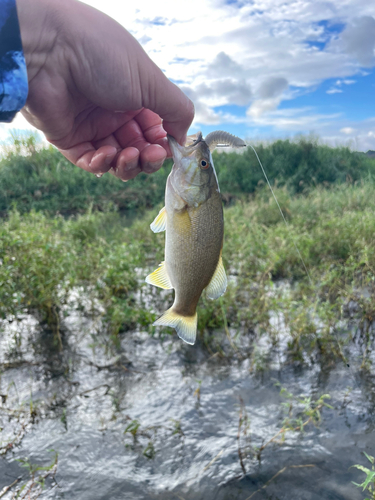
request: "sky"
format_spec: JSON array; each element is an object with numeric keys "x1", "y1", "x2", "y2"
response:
[{"x1": 1, "y1": 0, "x2": 375, "y2": 151}]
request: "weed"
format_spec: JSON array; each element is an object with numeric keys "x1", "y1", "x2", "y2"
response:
[
  {"x1": 13, "y1": 450, "x2": 58, "y2": 499},
  {"x1": 237, "y1": 385, "x2": 333, "y2": 472},
  {"x1": 352, "y1": 452, "x2": 375, "y2": 500},
  {"x1": 124, "y1": 420, "x2": 141, "y2": 439},
  {"x1": 143, "y1": 441, "x2": 156, "y2": 459},
  {"x1": 1, "y1": 155, "x2": 375, "y2": 367}
]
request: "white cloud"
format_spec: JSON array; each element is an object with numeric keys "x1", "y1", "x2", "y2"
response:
[
  {"x1": 181, "y1": 79, "x2": 252, "y2": 107},
  {"x1": 340, "y1": 127, "x2": 355, "y2": 134},
  {"x1": 246, "y1": 106, "x2": 343, "y2": 130},
  {"x1": 247, "y1": 97, "x2": 283, "y2": 119},
  {"x1": 206, "y1": 52, "x2": 244, "y2": 78},
  {"x1": 326, "y1": 88, "x2": 343, "y2": 94},
  {"x1": 2, "y1": 0, "x2": 375, "y2": 152}
]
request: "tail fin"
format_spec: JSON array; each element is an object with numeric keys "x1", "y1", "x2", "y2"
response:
[{"x1": 153, "y1": 308, "x2": 197, "y2": 345}]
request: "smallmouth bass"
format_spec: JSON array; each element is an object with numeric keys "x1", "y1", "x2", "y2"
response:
[{"x1": 146, "y1": 131, "x2": 246, "y2": 345}]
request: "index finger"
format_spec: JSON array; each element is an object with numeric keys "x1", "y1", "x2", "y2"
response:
[
  {"x1": 140, "y1": 67, "x2": 195, "y2": 146},
  {"x1": 133, "y1": 109, "x2": 172, "y2": 157}
]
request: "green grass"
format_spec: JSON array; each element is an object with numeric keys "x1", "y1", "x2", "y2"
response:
[
  {"x1": 0, "y1": 182, "x2": 374, "y2": 366},
  {"x1": 1, "y1": 132, "x2": 375, "y2": 216},
  {"x1": 0, "y1": 209, "x2": 147, "y2": 350},
  {"x1": 214, "y1": 136, "x2": 375, "y2": 195},
  {"x1": 352, "y1": 452, "x2": 375, "y2": 500},
  {"x1": 0, "y1": 133, "x2": 171, "y2": 216}
]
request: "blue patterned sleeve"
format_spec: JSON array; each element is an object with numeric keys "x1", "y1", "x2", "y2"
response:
[{"x1": 0, "y1": 0, "x2": 28, "y2": 122}]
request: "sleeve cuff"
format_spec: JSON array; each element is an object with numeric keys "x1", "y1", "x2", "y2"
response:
[{"x1": 0, "y1": 0, "x2": 29, "y2": 123}]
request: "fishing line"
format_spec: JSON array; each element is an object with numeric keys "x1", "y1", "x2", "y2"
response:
[
  {"x1": 248, "y1": 144, "x2": 312, "y2": 285},
  {"x1": 248, "y1": 144, "x2": 361, "y2": 389}
]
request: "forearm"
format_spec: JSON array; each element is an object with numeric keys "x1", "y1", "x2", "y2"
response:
[{"x1": 2, "y1": 0, "x2": 193, "y2": 178}]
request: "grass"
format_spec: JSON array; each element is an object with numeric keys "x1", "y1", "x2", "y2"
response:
[
  {"x1": 0, "y1": 209, "x2": 147, "y2": 351},
  {"x1": 1, "y1": 132, "x2": 375, "y2": 216},
  {"x1": 0, "y1": 181, "x2": 374, "y2": 368},
  {"x1": 237, "y1": 384, "x2": 333, "y2": 472},
  {"x1": 0, "y1": 133, "x2": 374, "y2": 366},
  {"x1": 352, "y1": 453, "x2": 375, "y2": 500},
  {"x1": 0, "y1": 133, "x2": 171, "y2": 216},
  {"x1": 0, "y1": 138, "x2": 374, "y2": 496}
]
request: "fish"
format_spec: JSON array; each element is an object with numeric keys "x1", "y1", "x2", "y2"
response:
[{"x1": 146, "y1": 131, "x2": 246, "y2": 345}]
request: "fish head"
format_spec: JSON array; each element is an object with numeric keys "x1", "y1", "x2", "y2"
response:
[{"x1": 168, "y1": 133, "x2": 219, "y2": 207}]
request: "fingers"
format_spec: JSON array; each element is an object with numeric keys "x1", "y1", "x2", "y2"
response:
[
  {"x1": 59, "y1": 143, "x2": 118, "y2": 174},
  {"x1": 113, "y1": 147, "x2": 141, "y2": 181},
  {"x1": 57, "y1": 108, "x2": 173, "y2": 179},
  {"x1": 114, "y1": 109, "x2": 172, "y2": 157},
  {"x1": 140, "y1": 68, "x2": 195, "y2": 146},
  {"x1": 133, "y1": 109, "x2": 172, "y2": 157},
  {"x1": 58, "y1": 140, "x2": 167, "y2": 181},
  {"x1": 140, "y1": 144, "x2": 167, "y2": 174},
  {"x1": 112, "y1": 144, "x2": 167, "y2": 181},
  {"x1": 161, "y1": 93, "x2": 195, "y2": 147}
]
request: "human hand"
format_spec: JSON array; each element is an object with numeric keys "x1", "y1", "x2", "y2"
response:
[{"x1": 16, "y1": 0, "x2": 194, "y2": 180}]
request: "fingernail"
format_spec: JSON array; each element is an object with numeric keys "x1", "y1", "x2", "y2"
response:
[
  {"x1": 149, "y1": 160, "x2": 164, "y2": 171},
  {"x1": 104, "y1": 154, "x2": 114, "y2": 166},
  {"x1": 95, "y1": 173, "x2": 103, "y2": 178}
]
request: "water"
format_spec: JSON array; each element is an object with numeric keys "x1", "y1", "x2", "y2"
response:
[{"x1": 0, "y1": 307, "x2": 374, "y2": 500}]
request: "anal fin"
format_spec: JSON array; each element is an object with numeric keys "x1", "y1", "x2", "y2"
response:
[
  {"x1": 205, "y1": 255, "x2": 227, "y2": 300},
  {"x1": 150, "y1": 207, "x2": 166, "y2": 233},
  {"x1": 145, "y1": 261, "x2": 173, "y2": 289}
]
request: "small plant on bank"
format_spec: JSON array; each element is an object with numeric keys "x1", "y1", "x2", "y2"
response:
[
  {"x1": 237, "y1": 385, "x2": 333, "y2": 473},
  {"x1": 352, "y1": 452, "x2": 375, "y2": 500},
  {"x1": 13, "y1": 450, "x2": 58, "y2": 499}
]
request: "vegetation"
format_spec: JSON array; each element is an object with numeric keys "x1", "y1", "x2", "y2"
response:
[
  {"x1": 237, "y1": 384, "x2": 333, "y2": 474},
  {"x1": 1, "y1": 133, "x2": 374, "y2": 216},
  {"x1": 0, "y1": 133, "x2": 171, "y2": 216},
  {"x1": 0, "y1": 132, "x2": 374, "y2": 365},
  {"x1": 214, "y1": 137, "x2": 375, "y2": 196},
  {"x1": 0, "y1": 180, "x2": 374, "y2": 369},
  {"x1": 352, "y1": 453, "x2": 375, "y2": 500},
  {"x1": 0, "y1": 209, "x2": 148, "y2": 351},
  {"x1": 0, "y1": 134, "x2": 374, "y2": 497}
]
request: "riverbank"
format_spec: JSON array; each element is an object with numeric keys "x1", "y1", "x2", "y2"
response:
[
  {"x1": 1, "y1": 181, "x2": 375, "y2": 368},
  {"x1": 0, "y1": 136, "x2": 374, "y2": 499}
]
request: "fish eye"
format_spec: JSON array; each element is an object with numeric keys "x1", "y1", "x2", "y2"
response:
[{"x1": 200, "y1": 158, "x2": 209, "y2": 169}]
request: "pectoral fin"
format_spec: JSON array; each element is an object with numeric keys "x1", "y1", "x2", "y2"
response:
[
  {"x1": 205, "y1": 255, "x2": 227, "y2": 300},
  {"x1": 153, "y1": 308, "x2": 198, "y2": 345},
  {"x1": 145, "y1": 261, "x2": 173, "y2": 289},
  {"x1": 150, "y1": 207, "x2": 166, "y2": 233}
]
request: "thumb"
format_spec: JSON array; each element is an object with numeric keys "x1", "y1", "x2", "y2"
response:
[{"x1": 141, "y1": 66, "x2": 195, "y2": 146}]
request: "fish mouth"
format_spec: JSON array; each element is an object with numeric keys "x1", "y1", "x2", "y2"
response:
[
  {"x1": 167, "y1": 132, "x2": 204, "y2": 160},
  {"x1": 186, "y1": 132, "x2": 203, "y2": 148}
]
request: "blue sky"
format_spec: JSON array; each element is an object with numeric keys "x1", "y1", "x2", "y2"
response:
[{"x1": 1, "y1": 0, "x2": 375, "y2": 151}]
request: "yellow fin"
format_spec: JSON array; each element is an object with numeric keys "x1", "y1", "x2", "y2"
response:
[
  {"x1": 154, "y1": 308, "x2": 197, "y2": 345},
  {"x1": 205, "y1": 255, "x2": 227, "y2": 300},
  {"x1": 150, "y1": 207, "x2": 166, "y2": 233},
  {"x1": 145, "y1": 261, "x2": 173, "y2": 289}
]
